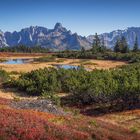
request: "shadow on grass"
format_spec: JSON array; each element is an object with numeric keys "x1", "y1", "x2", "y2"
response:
[{"x1": 61, "y1": 95, "x2": 140, "y2": 117}]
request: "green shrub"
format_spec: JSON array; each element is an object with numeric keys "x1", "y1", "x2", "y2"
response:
[
  {"x1": 41, "y1": 92, "x2": 61, "y2": 106},
  {"x1": 55, "y1": 51, "x2": 140, "y2": 63},
  {"x1": 34, "y1": 56, "x2": 56, "y2": 62},
  {"x1": 89, "y1": 120, "x2": 98, "y2": 127},
  {"x1": 0, "y1": 69, "x2": 10, "y2": 84},
  {"x1": 130, "y1": 126, "x2": 139, "y2": 133},
  {"x1": 9, "y1": 63, "x2": 140, "y2": 107}
]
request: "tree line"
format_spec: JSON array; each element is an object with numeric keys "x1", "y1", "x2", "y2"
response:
[
  {"x1": 114, "y1": 36, "x2": 139, "y2": 53},
  {"x1": 91, "y1": 33, "x2": 139, "y2": 53},
  {"x1": 55, "y1": 33, "x2": 140, "y2": 63},
  {"x1": 0, "y1": 45, "x2": 50, "y2": 53}
]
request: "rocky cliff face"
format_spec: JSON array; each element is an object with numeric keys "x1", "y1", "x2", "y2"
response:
[
  {"x1": 1, "y1": 24, "x2": 140, "y2": 50},
  {"x1": 1, "y1": 23, "x2": 91, "y2": 51},
  {"x1": 0, "y1": 30, "x2": 8, "y2": 47},
  {"x1": 87, "y1": 27, "x2": 140, "y2": 49}
]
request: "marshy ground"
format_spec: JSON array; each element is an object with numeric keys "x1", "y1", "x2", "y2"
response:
[{"x1": 0, "y1": 52, "x2": 127, "y2": 73}]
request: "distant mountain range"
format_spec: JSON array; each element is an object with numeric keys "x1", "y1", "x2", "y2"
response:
[
  {"x1": 0, "y1": 23, "x2": 140, "y2": 50},
  {"x1": 87, "y1": 27, "x2": 140, "y2": 49}
]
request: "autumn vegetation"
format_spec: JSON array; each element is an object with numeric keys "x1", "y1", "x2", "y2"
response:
[
  {"x1": 0, "y1": 34, "x2": 140, "y2": 139},
  {"x1": 5, "y1": 62, "x2": 138, "y2": 111},
  {"x1": 0, "y1": 97, "x2": 140, "y2": 140}
]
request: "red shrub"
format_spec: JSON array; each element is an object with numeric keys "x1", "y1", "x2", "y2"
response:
[
  {"x1": 0, "y1": 98, "x2": 11, "y2": 105},
  {"x1": 0, "y1": 108, "x2": 91, "y2": 140},
  {"x1": 0, "y1": 98, "x2": 139, "y2": 140}
]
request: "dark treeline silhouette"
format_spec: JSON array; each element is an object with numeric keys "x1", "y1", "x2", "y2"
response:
[{"x1": 0, "y1": 45, "x2": 50, "y2": 53}]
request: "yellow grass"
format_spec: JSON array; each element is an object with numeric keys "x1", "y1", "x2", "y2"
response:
[
  {"x1": 97, "y1": 110, "x2": 140, "y2": 133},
  {"x1": 0, "y1": 57, "x2": 127, "y2": 73},
  {"x1": 0, "y1": 88, "x2": 38, "y2": 100}
]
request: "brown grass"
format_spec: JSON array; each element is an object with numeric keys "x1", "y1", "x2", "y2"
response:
[
  {"x1": 0, "y1": 52, "x2": 49, "y2": 59},
  {"x1": 0, "y1": 97, "x2": 140, "y2": 140},
  {"x1": 0, "y1": 53, "x2": 128, "y2": 72},
  {"x1": 98, "y1": 110, "x2": 140, "y2": 133},
  {"x1": 0, "y1": 87, "x2": 38, "y2": 100}
]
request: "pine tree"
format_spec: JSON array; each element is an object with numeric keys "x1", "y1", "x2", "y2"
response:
[
  {"x1": 100, "y1": 38, "x2": 107, "y2": 52},
  {"x1": 92, "y1": 33, "x2": 101, "y2": 53},
  {"x1": 114, "y1": 39, "x2": 120, "y2": 52},
  {"x1": 133, "y1": 36, "x2": 139, "y2": 52},
  {"x1": 120, "y1": 36, "x2": 129, "y2": 53},
  {"x1": 81, "y1": 47, "x2": 86, "y2": 56}
]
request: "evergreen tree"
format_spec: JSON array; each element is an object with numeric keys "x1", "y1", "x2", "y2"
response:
[
  {"x1": 100, "y1": 38, "x2": 107, "y2": 52},
  {"x1": 133, "y1": 36, "x2": 139, "y2": 52},
  {"x1": 80, "y1": 47, "x2": 86, "y2": 56},
  {"x1": 92, "y1": 33, "x2": 101, "y2": 53},
  {"x1": 81, "y1": 47, "x2": 85, "y2": 53},
  {"x1": 114, "y1": 39, "x2": 120, "y2": 52},
  {"x1": 120, "y1": 36, "x2": 129, "y2": 53}
]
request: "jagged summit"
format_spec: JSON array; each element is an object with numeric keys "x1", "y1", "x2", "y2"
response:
[
  {"x1": 1, "y1": 24, "x2": 140, "y2": 50},
  {"x1": 0, "y1": 23, "x2": 91, "y2": 50},
  {"x1": 53, "y1": 23, "x2": 67, "y2": 33},
  {"x1": 54, "y1": 23, "x2": 63, "y2": 29},
  {"x1": 87, "y1": 27, "x2": 140, "y2": 49}
]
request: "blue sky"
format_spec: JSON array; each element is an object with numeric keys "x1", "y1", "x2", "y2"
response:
[{"x1": 0, "y1": 0, "x2": 140, "y2": 36}]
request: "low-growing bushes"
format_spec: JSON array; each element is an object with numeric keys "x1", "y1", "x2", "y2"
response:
[
  {"x1": 0, "y1": 69, "x2": 10, "y2": 84},
  {"x1": 0, "y1": 108, "x2": 90, "y2": 140},
  {"x1": 0, "y1": 59, "x2": 7, "y2": 63},
  {"x1": 9, "y1": 63, "x2": 140, "y2": 108},
  {"x1": 55, "y1": 51, "x2": 140, "y2": 63},
  {"x1": 34, "y1": 56, "x2": 56, "y2": 62},
  {"x1": 1, "y1": 97, "x2": 140, "y2": 140}
]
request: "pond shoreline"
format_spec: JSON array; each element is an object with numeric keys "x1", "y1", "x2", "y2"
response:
[
  {"x1": 1, "y1": 58, "x2": 34, "y2": 64},
  {"x1": 0, "y1": 53, "x2": 128, "y2": 72}
]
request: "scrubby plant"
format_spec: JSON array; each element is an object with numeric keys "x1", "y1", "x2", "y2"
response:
[
  {"x1": 0, "y1": 69, "x2": 10, "y2": 84},
  {"x1": 55, "y1": 51, "x2": 140, "y2": 63},
  {"x1": 89, "y1": 120, "x2": 98, "y2": 127},
  {"x1": 9, "y1": 63, "x2": 140, "y2": 109},
  {"x1": 130, "y1": 126, "x2": 139, "y2": 133},
  {"x1": 42, "y1": 91, "x2": 61, "y2": 106},
  {"x1": 34, "y1": 55, "x2": 56, "y2": 62}
]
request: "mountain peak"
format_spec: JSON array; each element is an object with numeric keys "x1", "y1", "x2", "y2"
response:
[
  {"x1": 54, "y1": 23, "x2": 63, "y2": 29},
  {"x1": 54, "y1": 23, "x2": 67, "y2": 33}
]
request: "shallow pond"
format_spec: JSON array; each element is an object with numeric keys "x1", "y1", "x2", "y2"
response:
[
  {"x1": 54, "y1": 64, "x2": 90, "y2": 70},
  {"x1": 1, "y1": 59, "x2": 31, "y2": 64},
  {"x1": 54, "y1": 64, "x2": 79, "y2": 70}
]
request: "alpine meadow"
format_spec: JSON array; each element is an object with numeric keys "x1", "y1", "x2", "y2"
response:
[{"x1": 0, "y1": 0, "x2": 140, "y2": 140}]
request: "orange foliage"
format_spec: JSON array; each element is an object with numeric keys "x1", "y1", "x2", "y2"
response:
[{"x1": 0, "y1": 98, "x2": 140, "y2": 140}]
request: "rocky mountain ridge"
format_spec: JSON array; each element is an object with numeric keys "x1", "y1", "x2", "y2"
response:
[
  {"x1": 0, "y1": 24, "x2": 140, "y2": 50},
  {"x1": 0, "y1": 23, "x2": 91, "y2": 51}
]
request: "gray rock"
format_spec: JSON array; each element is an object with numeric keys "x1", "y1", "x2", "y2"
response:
[{"x1": 11, "y1": 99, "x2": 66, "y2": 115}]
